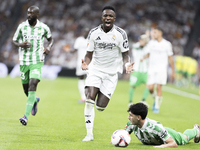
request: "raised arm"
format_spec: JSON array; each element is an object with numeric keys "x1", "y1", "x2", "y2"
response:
[{"x1": 122, "y1": 51, "x2": 134, "y2": 74}]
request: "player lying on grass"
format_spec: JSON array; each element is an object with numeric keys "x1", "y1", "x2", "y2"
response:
[{"x1": 125, "y1": 103, "x2": 200, "y2": 148}]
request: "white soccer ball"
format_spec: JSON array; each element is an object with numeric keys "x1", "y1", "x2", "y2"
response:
[{"x1": 111, "y1": 129, "x2": 131, "y2": 147}]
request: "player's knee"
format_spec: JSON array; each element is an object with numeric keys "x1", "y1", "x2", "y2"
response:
[{"x1": 96, "y1": 105, "x2": 106, "y2": 111}]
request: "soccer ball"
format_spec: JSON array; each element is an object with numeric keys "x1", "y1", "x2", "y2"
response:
[{"x1": 111, "y1": 129, "x2": 131, "y2": 147}]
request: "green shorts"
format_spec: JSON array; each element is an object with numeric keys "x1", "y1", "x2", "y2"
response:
[
  {"x1": 20, "y1": 62, "x2": 44, "y2": 84},
  {"x1": 129, "y1": 72, "x2": 147, "y2": 87},
  {"x1": 165, "y1": 127, "x2": 188, "y2": 145}
]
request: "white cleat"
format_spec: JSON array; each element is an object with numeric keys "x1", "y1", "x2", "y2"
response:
[
  {"x1": 82, "y1": 134, "x2": 94, "y2": 141},
  {"x1": 193, "y1": 124, "x2": 200, "y2": 143}
]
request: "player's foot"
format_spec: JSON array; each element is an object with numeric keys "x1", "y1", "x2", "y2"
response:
[
  {"x1": 82, "y1": 134, "x2": 94, "y2": 141},
  {"x1": 78, "y1": 99, "x2": 86, "y2": 103},
  {"x1": 153, "y1": 108, "x2": 159, "y2": 113},
  {"x1": 139, "y1": 101, "x2": 150, "y2": 108},
  {"x1": 128, "y1": 102, "x2": 133, "y2": 107},
  {"x1": 31, "y1": 97, "x2": 40, "y2": 116},
  {"x1": 193, "y1": 124, "x2": 200, "y2": 143},
  {"x1": 19, "y1": 115, "x2": 28, "y2": 126}
]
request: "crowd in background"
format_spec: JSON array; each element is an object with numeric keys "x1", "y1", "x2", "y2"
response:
[{"x1": 0, "y1": 0, "x2": 199, "y2": 85}]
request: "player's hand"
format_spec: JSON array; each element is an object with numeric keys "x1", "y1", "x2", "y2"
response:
[
  {"x1": 140, "y1": 58, "x2": 144, "y2": 62},
  {"x1": 20, "y1": 41, "x2": 32, "y2": 49},
  {"x1": 81, "y1": 59, "x2": 88, "y2": 70},
  {"x1": 43, "y1": 47, "x2": 50, "y2": 55},
  {"x1": 125, "y1": 62, "x2": 134, "y2": 74}
]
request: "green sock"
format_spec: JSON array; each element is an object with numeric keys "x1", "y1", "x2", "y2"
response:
[
  {"x1": 142, "y1": 87, "x2": 150, "y2": 100},
  {"x1": 183, "y1": 128, "x2": 198, "y2": 141},
  {"x1": 24, "y1": 91, "x2": 36, "y2": 119},
  {"x1": 129, "y1": 87, "x2": 134, "y2": 103}
]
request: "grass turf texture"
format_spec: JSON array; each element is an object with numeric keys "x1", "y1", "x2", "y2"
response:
[{"x1": 0, "y1": 77, "x2": 199, "y2": 150}]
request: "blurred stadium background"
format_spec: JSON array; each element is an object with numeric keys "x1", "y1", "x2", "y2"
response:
[{"x1": 0, "y1": 0, "x2": 200, "y2": 90}]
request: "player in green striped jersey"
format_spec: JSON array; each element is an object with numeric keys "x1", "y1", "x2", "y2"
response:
[
  {"x1": 13, "y1": 5, "x2": 53, "y2": 126},
  {"x1": 125, "y1": 103, "x2": 200, "y2": 148}
]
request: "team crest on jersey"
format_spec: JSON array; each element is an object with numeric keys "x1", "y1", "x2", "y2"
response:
[{"x1": 111, "y1": 35, "x2": 116, "y2": 41}]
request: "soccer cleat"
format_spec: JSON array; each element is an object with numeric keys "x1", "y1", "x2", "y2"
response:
[
  {"x1": 19, "y1": 116, "x2": 28, "y2": 126},
  {"x1": 82, "y1": 134, "x2": 94, "y2": 141},
  {"x1": 193, "y1": 124, "x2": 200, "y2": 143},
  {"x1": 31, "y1": 97, "x2": 40, "y2": 116}
]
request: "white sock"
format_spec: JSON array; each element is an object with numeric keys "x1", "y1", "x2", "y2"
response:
[
  {"x1": 84, "y1": 99, "x2": 95, "y2": 136},
  {"x1": 158, "y1": 97, "x2": 163, "y2": 107},
  {"x1": 78, "y1": 79, "x2": 86, "y2": 100},
  {"x1": 151, "y1": 91, "x2": 156, "y2": 99},
  {"x1": 155, "y1": 96, "x2": 160, "y2": 109}
]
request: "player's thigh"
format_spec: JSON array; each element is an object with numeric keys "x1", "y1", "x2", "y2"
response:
[
  {"x1": 20, "y1": 65, "x2": 30, "y2": 84},
  {"x1": 29, "y1": 62, "x2": 43, "y2": 81},
  {"x1": 96, "y1": 91, "x2": 110, "y2": 108},
  {"x1": 100, "y1": 73, "x2": 118, "y2": 100},
  {"x1": 85, "y1": 86, "x2": 99, "y2": 100}
]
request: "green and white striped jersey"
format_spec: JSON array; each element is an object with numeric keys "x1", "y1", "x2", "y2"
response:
[
  {"x1": 125, "y1": 118, "x2": 170, "y2": 145},
  {"x1": 13, "y1": 20, "x2": 51, "y2": 65}
]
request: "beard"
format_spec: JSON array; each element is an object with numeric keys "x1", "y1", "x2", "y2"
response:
[{"x1": 28, "y1": 17, "x2": 37, "y2": 25}]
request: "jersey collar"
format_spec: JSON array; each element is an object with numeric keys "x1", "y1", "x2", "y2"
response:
[
  {"x1": 26, "y1": 19, "x2": 40, "y2": 27},
  {"x1": 140, "y1": 118, "x2": 148, "y2": 131},
  {"x1": 99, "y1": 24, "x2": 115, "y2": 33}
]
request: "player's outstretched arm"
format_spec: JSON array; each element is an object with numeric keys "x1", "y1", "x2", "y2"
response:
[
  {"x1": 43, "y1": 37, "x2": 53, "y2": 55},
  {"x1": 154, "y1": 137, "x2": 177, "y2": 148},
  {"x1": 140, "y1": 53, "x2": 150, "y2": 62},
  {"x1": 122, "y1": 51, "x2": 134, "y2": 74}
]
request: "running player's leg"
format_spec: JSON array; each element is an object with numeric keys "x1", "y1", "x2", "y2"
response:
[
  {"x1": 22, "y1": 84, "x2": 29, "y2": 96},
  {"x1": 83, "y1": 86, "x2": 99, "y2": 141},
  {"x1": 154, "y1": 84, "x2": 162, "y2": 110},
  {"x1": 24, "y1": 78, "x2": 40, "y2": 119},
  {"x1": 96, "y1": 91, "x2": 110, "y2": 111}
]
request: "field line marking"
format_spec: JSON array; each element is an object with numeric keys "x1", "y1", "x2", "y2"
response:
[{"x1": 163, "y1": 86, "x2": 200, "y2": 101}]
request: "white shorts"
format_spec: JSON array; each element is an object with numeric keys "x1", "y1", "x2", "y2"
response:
[
  {"x1": 147, "y1": 71, "x2": 167, "y2": 85},
  {"x1": 85, "y1": 69, "x2": 118, "y2": 99}
]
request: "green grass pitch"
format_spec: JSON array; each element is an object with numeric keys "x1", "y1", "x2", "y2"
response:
[{"x1": 0, "y1": 77, "x2": 199, "y2": 150}]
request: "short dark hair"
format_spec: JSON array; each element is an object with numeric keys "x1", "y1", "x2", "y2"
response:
[
  {"x1": 154, "y1": 26, "x2": 164, "y2": 33},
  {"x1": 128, "y1": 103, "x2": 148, "y2": 120},
  {"x1": 102, "y1": 6, "x2": 115, "y2": 12}
]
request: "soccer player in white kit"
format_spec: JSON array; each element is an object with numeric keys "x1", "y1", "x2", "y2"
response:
[
  {"x1": 73, "y1": 28, "x2": 89, "y2": 103},
  {"x1": 141, "y1": 27, "x2": 175, "y2": 113},
  {"x1": 81, "y1": 6, "x2": 134, "y2": 141}
]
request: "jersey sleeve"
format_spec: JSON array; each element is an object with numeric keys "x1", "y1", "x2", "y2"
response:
[
  {"x1": 86, "y1": 30, "x2": 95, "y2": 52},
  {"x1": 119, "y1": 30, "x2": 129, "y2": 53},
  {"x1": 167, "y1": 42, "x2": 173, "y2": 56},
  {"x1": 44, "y1": 24, "x2": 52, "y2": 39},
  {"x1": 73, "y1": 37, "x2": 80, "y2": 49},
  {"x1": 13, "y1": 24, "x2": 22, "y2": 41},
  {"x1": 154, "y1": 125, "x2": 171, "y2": 142},
  {"x1": 124, "y1": 120, "x2": 135, "y2": 135}
]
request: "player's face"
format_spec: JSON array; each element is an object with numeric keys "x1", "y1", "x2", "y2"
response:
[
  {"x1": 27, "y1": 8, "x2": 38, "y2": 24},
  {"x1": 101, "y1": 9, "x2": 116, "y2": 31},
  {"x1": 139, "y1": 39, "x2": 146, "y2": 47},
  {"x1": 153, "y1": 29, "x2": 162, "y2": 40},
  {"x1": 128, "y1": 112, "x2": 139, "y2": 125}
]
